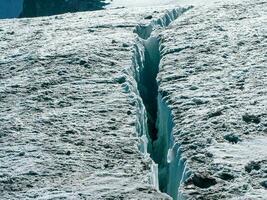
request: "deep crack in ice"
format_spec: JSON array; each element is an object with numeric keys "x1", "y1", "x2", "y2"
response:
[
  {"x1": 138, "y1": 36, "x2": 160, "y2": 141},
  {"x1": 131, "y1": 7, "x2": 192, "y2": 200}
]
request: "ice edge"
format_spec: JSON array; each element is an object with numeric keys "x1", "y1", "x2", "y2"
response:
[{"x1": 129, "y1": 6, "x2": 193, "y2": 200}]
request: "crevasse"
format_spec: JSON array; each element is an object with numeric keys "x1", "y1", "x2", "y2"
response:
[{"x1": 129, "y1": 7, "x2": 192, "y2": 200}]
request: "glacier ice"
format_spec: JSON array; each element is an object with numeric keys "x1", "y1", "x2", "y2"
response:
[
  {"x1": 151, "y1": 161, "x2": 160, "y2": 191},
  {"x1": 0, "y1": 0, "x2": 107, "y2": 19},
  {"x1": 155, "y1": 95, "x2": 189, "y2": 200},
  {"x1": 1, "y1": 0, "x2": 265, "y2": 199},
  {"x1": 0, "y1": 0, "x2": 23, "y2": 19},
  {"x1": 130, "y1": 7, "x2": 192, "y2": 200}
]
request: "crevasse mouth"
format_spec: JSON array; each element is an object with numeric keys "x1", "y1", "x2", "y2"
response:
[{"x1": 131, "y1": 7, "x2": 192, "y2": 200}]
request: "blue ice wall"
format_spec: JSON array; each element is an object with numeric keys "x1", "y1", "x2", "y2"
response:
[
  {"x1": 155, "y1": 95, "x2": 189, "y2": 200},
  {"x1": 0, "y1": 0, "x2": 24, "y2": 19}
]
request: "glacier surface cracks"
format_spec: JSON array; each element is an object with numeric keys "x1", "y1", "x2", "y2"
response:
[{"x1": 130, "y1": 7, "x2": 192, "y2": 200}]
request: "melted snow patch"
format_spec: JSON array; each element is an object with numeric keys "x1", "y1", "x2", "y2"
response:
[{"x1": 208, "y1": 136, "x2": 267, "y2": 170}]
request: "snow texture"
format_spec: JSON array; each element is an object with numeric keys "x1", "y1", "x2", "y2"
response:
[
  {"x1": 106, "y1": 0, "x2": 178, "y2": 8},
  {"x1": 157, "y1": 0, "x2": 267, "y2": 199},
  {"x1": 0, "y1": 6, "x2": 176, "y2": 199},
  {"x1": 0, "y1": 0, "x2": 266, "y2": 199}
]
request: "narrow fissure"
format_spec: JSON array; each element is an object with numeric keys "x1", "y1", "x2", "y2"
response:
[
  {"x1": 138, "y1": 37, "x2": 160, "y2": 141},
  {"x1": 131, "y1": 7, "x2": 192, "y2": 200},
  {"x1": 139, "y1": 34, "x2": 189, "y2": 200}
]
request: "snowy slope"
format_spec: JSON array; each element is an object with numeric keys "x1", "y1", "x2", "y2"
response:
[
  {"x1": 0, "y1": 6, "x2": 177, "y2": 199},
  {"x1": 157, "y1": 0, "x2": 267, "y2": 198}
]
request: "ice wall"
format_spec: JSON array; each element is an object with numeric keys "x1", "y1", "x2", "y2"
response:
[
  {"x1": 155, "y1": 95, "x2": 190, "y2": 199},
  {"x1": 130, "y1": 7, "x2": 192, "y2": 200},
  {"x1": 0, "y1": 0, "x2": 23, "y2": 19},
  {"x1": 20, "y1": 0, "x2": 107, "y2": 18},
  {"x1": 0, "y1": 0, "x2": 107, "y2": 19}
]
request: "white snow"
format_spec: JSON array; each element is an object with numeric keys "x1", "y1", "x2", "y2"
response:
[
  {"x1": 107, "y1": 0, "x2": 254, "y2": 10},
  {"x1": 0, "y1": 6, "x2": 178, "y2": 200},
  {"x1": 208, "y1": 136, "x2": 267, "y2": 171},
  {"x1": 106, "y1": 0, "x2": 178, "y2": 8},
  {"x1": 209, "y1": 136, "x2": 267, "y2": 199},
  {"x1": 0, "y1": 0, "x2": 266, "y2": 199},
  {"x1": 106, "y1": 0, "x2": 241, "y2": 8}
]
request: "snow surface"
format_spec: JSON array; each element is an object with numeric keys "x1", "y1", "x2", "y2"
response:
[
  {"x1": 208, "y1": 136, "x2": 267, "y2": 199},
  {"x1": 106, "y1": 0, "x2": 246, "y2": 8},
  {"x1": 106, "y1": 0, "x2": 178, "y2": 8},
  {"x1": 158, "y1": 0, "x2": 267, "y2": 198},
  {"x1": 0, "y1": 0, "x2": 266, "y2": 199},
  {"x1": 0, "y1": 6, "x2": 176, "y2": 199}
]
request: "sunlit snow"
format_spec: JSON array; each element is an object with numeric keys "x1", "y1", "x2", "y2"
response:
[{"x1": 106, "y1": 0, "x2": 178, "y2": 8}]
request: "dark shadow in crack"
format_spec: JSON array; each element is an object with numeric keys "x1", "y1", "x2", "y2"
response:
[{"x1": 137, "y1": 37, "x2": 160, "y2": 141}]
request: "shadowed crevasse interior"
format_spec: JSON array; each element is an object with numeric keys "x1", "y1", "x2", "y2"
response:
[
  {"x1": 131, "y1": 7, "x2": 192, "y2": 200},
  {"x1": 138, "y1": 37, "x2": 160, "y2": 141}
]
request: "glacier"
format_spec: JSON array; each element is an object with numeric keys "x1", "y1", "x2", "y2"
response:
[
  {"x1": 0, "y1": 0, "x2": 266, "y2": 199},
  {"x1": 131, "y1": 7, "x2": 192, "y2": 199},
  {"x1": 0, "y1": 5, "x2": 178, "y2": 200}
]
